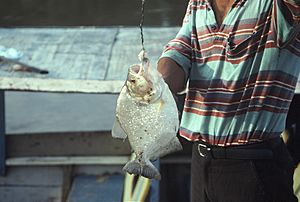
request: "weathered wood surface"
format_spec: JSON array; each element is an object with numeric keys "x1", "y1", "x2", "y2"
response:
[
  {"x1": 0, "y1": 28, "x2": 116, "y2": 79},
  {"x1": 73, "y1": 165, "x2": 123, "y2": 176},
  {"x1": 5, "y1": 92, "x2": 119, "y2": 134},
  {"x1": 106, "y1": 27, "x2": 179, "y2": 80},
  {"x1": 0, "y1": 77, "x2": 124, "y2": 93},
  {"x1": 67, "y1": 175, "x2": 124, "y2": 202},
  {"x1": 0, "y1": 27, "x2": 179, "y2": 93},
  {"x1": 6, "y1": 132, "x2": 131, "y2": 157},
  {"x1": 0, "y1": 166, "x2": 64, "y2": 186},
  {"x1": 6, "y1": 156, "x2": 130, "y2": 166},
  {"x1": 0, "y1": 186, "x2": 62, "y2": 202},
  {"x1": 0, "y1": 166, "x2": 65, "y2": 202}
]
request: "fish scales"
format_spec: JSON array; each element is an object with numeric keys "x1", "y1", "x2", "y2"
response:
[
  {"x1": 118, "y1": 84, "x2": 177, "y2": 155},
  {"x1": 112, "y1": 51, "x2": 182, "y2": 180}
]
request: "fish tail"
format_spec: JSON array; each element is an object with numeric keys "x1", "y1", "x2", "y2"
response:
[
  {"x1": 123, "y1": 159, "x2": 161, "y2": 180},
  {"x1": 142, "y1": 160, "x2": 161, "y2": 180},
  {"x1": 123, "y1": 160, "x2": 141, "y2": 176}
]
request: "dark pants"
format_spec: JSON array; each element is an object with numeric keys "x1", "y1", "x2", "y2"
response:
[{"x1": 191, "y1": 138, "x2": 298, "y2": 202}]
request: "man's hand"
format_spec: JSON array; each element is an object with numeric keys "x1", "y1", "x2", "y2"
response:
[
  {"x1": 157, "y1": 57, "x2": 186, "y2": 95},
  {"x1": 157, "y1": 58, "x2": 186, "y2": 118}
]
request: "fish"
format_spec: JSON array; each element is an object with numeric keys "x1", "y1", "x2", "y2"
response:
[{"x1": 112, "y1": 50, "x2": 182, "y2": 180}]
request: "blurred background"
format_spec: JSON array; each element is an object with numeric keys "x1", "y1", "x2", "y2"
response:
[
  {"x1": 0, "y1": 0, "x2": 299, "y2": 202},
  {"x1": 0, "y1": 0, "x2": 187, "y2": 26}
]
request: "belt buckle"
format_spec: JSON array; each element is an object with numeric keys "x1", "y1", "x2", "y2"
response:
[{"x1": 198, "y1": 143, "x2": 211, "y2": 158}]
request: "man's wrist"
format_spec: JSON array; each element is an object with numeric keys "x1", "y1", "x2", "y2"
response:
[{"x1": 157, "y1": 57, "x2": 186, "y2": 94}]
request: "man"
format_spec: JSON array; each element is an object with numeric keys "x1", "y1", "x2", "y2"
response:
[{"x1": 157, "y1": 0, "x2": 300, "y2": 201}]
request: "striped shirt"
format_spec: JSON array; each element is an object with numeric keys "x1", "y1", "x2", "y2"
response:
[{"x1": 160, "y1": 0, "x2": 300, "y2": 146}]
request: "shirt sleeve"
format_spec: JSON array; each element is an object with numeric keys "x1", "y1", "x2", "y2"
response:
[
  {"x1": 159, "y1": 0, "x2": 194, "y2": 80},
  {"x1": 273, "y1": 0, "x2": 300, "y2": 46}
]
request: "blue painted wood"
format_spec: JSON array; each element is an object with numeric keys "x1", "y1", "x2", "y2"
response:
[
  {"x1": 0, "y1": 91, "x2": 5, "y2": 176},
  {"x1": 67, "y1": 174, "x2": 124, "y2": 202}
]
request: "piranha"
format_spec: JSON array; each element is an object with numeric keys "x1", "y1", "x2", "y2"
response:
[{"x1": 112, "y1": 50, "x2": 182, "y2": 180}]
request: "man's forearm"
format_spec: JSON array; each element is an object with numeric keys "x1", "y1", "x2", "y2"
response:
[{"x1": 157, "y1": 57, "x2": 186, "y2": 94}]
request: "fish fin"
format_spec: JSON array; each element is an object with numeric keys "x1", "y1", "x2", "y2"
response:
[
  {"x1": 123, "y1": 159, "x2": 161, "y2": 180},
  {"x1": 150, "y1": 135, "x2": 183, "y2": 161},
  {"x1": 112, "y1": 117, "x2": 127, "y2": 140}
]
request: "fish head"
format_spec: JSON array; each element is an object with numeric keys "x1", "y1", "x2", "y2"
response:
[{"x1": 125, "y1": 61, "x2": 163, "y2": 104}]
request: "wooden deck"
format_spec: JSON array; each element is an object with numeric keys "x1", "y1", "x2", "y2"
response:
[
  {"x1": 0, "y1": 27, "x2": 179, "y2": 93},
  {"x1": 0, "y1": 26, "x2": 180, "y2": 202}
]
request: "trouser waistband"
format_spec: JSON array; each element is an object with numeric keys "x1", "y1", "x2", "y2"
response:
[{"x1": 196, "y1": 137, "x2": 283, "y2": 160}]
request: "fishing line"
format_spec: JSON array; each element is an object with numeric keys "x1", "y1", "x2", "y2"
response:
[{"x1": 139, "y1": 0, "x2": 146, "y2": 52}]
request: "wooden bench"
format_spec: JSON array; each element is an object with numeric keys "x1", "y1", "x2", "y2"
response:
[
  {"x1": 0, "y1": 26, "x2": 180, "y2": 176},
  {"x1": 0, "y1": 26, "x2": 180, "y2": 202}
]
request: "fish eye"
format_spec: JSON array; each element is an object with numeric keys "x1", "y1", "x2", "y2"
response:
[{"x1": 130, "y1": 80, "x2": 136, "y2": 83}]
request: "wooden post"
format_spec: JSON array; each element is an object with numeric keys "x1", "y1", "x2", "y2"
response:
[{"x1": 0, "y1": 90, "x2": 5, "y2": 176}]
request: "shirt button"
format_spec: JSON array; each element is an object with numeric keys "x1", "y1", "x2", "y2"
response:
[{"x1": 211, "y1": 25, "x2": 218, "y2": 31}]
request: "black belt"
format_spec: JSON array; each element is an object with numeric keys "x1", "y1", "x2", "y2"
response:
[{"x1": 196, "y1": 138, "x2": 281, "y2": 160}]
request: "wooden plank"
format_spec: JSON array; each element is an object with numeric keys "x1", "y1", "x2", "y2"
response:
[
  {"x1": 0, "y1": 166, "x2": 64, "y2": 186},
  {"x1": 67, "y1": 175, "x2": 124, "y2": 202},
  {"x1": 6, "y1": 132, "x2": 131, "y2": 157},
  {"x1": 0, "y1": 91, "x2": 5, "y2": 176},
  {"x1": 106, "y1": 27, "x2": 180, "y2": 80},
  {"x1": 0, "y1": 166, "x2": 65, "y2": 202},
  {"x1": 5, "y1": 92, "x2": 120, "y2": 134},
  {"x1": 73, "y1": 165, "x2": 123, "y2": 176},
  {"x1": 0, "y1": 27, "x2": 118, "y2": 81},
  {"x1": 0, "y1": 186, "x2": 62, "y2": 202},
  {"x1": 6, "y1": 156, "x2": 130, "y2": 166},
  {"x1": 0, "y1": 27, "x2": 120, "y2": 93},
  {"x1": 0, "y1": 77, "x2": 124, "y2": 93}
]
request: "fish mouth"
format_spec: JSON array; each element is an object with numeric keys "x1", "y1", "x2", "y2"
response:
[{"x1": 129, "y1": 64, "x2": 142, "y2": 74}]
